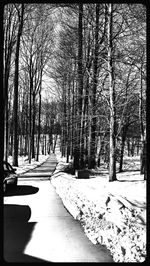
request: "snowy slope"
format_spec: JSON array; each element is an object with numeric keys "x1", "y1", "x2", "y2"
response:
[{"x1": 51, "y1": 151, "x2": 146, "y2": 263}]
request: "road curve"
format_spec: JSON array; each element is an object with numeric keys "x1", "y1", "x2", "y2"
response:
[{"x1": 4, "y1": 154, "x2": 114, "y2": 263}]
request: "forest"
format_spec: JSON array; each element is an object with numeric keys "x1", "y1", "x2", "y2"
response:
[{"x1": 3, "y1": 3, "x2": 146, "y2": 181}]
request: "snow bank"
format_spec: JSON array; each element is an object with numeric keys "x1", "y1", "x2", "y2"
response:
[
  {"x1": 8, "y1": 155, "x2": 50, "y2": 175},
  {"x1": 51, "y1": 154, "x2": 146, "y2": 263}
]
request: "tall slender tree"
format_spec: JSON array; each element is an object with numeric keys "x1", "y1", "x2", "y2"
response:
[
  {"x1": 3, "y1": 4, "x2": 17, "y2": 161},
  {"x1": 13, "y1": 4, "x2": 24, "y2": 166},
  {"x1": 107, "y1": 3, "x2": 117, "y2": 181},
  {"x1": 73, "y1": 3, "x2": 83, "y2": 169},
  {"x1": 89, "y1": 3, "x2": 100, "y2": 169}
]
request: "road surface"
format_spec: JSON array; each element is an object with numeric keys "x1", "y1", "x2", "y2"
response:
[{"x1": 3, "y1": 154, "x2": 114, "y2": 262}]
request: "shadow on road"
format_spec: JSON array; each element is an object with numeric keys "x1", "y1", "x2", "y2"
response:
[
  {"x1": 3, "y1": 204, "x2": 49, "y2": 263},
  {"x1": 5, "y1": 185, "x2": 39, "y2": 196}
]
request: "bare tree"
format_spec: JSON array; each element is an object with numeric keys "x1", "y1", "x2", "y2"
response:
[
  {"x1": 13, "y1": 4, "x2": 24, "y2": 166},
  {"x1": 88, "y1": 3, "x2": 100, "y2": 169},
  {"x1": 3, "y1": 4, "x2": 18, "y2": 161},
  {"x1": 107, "y1": 3, "x2": 117, "y2": 181}
]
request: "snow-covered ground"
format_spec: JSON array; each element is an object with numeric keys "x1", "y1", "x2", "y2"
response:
[
  {"x1": 51, "y1": 148, "x2": 146, "y2": 263},
  {"x1": 8, "y1": 150, "x2": 146, "y2": 262},
  {"x1": 8, "y1": 155, "x2": 50, "y2": 175}
]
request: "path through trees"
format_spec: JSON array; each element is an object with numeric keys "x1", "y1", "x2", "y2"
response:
[{"x1": 3, "y1": 3, "x2": 146, "y2": 181}]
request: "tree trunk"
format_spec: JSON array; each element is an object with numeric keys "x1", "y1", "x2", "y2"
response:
[
  {"x1": 74, "y1": 3, "x2": 83, "y2": 170},
  {"x1": 62, "y1": 81, "x2": 67, "y2": 157},
  {"x1": 13, "y1": 4, "x2": 24, "y2": 166},
  {"x1": 84, "y1": 29, "x2": 91, "y2": 167},
  {"x1": 19, "y1": 134, "x2": 23, "y2": 156},
  {"x1": 88, "y1": 96, "x2": 92, "y2": 168},
  {"x1": 4, "y1": 5, "x2": 16, "y2": 162},
  {"x1": 97, "y1": 134, "x2": 105, "y2": 167},
  {"x1": 89, "y1": 3, "x2": 99, "y2": 169},
  {"x1": 4, "y1": 81, "x2": 9, "y2": 162},
  {"x1": 71, "y1": 74, "x2": 75, "y2": 159},
  {"x1": 45, "y1": 134, "x2": 47, "y2": 155},
  {"x1": 53, "y1": 134, "x2": 57, "y2": 154},
  {"x1": 4, "y1": 64, "x2": 10, "y2": 161},
  {"x1": 67, "y1": 79, "x2": 71, "y2": 163},
  {"x1": 28, "y1": 73, "x2": 33, "y2": 163},
  {"x1": 119, "y1": 125, "x2": 127, "y2": 172},
  {"x1": 41, "y1": 135, "x2": 44, "y2": 155},
  {"x1": 36, "y1": 91, "x2": 41, "y2": 161},
  {"x1": 32, "y1": 92, "x2": 36, "y2": 159},
  {"x1": 140, "y1": 139, "x2": 146, "y2": 175},
  {"x1": 139, "y1": 65, "x2": 146, "y2": 176},
  {"x1": 1, "y1": 25, "x2": 5, "y2": 166},
  {"x1": 107, "y1": 3, "x2": 117, "y2": 181},
  {"x1": 78, "y1": 2, "x2": 83, "y2": 168},
  {"x1": 9, "y1": 129, "x2": 13, "y2": 156},
  {"x1": 144, "y1": 137, "x2": 147, "y2": 180},
  {"x1": 80, "y1": 86, "x2": 85, "y2": 168}
]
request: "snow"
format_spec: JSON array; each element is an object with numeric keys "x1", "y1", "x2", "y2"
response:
[
  {"x1": 53, "y1": 148, "x2": 146, "y2": 208},
  {"x1": 7, "y1": 149, "x2": 146, "y2": 262},
  {"x1": 51, "y1": 147, "x2": 146, "y2": 263},
  {"x1": 8, "y1": 155, "x2": 50, "y2": 175}
]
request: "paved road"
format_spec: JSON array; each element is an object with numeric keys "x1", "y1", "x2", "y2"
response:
[{"x1": 4, "y1": 154, "x2": 114, "y2": 263}]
